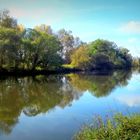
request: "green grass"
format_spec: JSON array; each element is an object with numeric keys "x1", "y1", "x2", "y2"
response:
[
  {"x1": 74, "y1": 114, "x2": 140, "y2": 140},
  {"x1": 62, "y1": 64, "x2": 75, "y2": 69}
]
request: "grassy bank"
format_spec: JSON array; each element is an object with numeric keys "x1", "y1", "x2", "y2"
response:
[{"x1": 75, "y1": 114, "x2": 140, "y2": 140}]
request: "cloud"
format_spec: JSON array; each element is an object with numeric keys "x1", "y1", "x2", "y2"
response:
[
  {"x1": 116, "y1": 94, "x2": 140, "y2": 107},
  {"x1": 120, "y1": 21, "x2": 140, "y2": 34},
  {"x1": 10, "y1": 7, "x2": 46, "y2": 18},
  {"x1": 9, "y1": 6, "x2": 62, "y2": 25}
]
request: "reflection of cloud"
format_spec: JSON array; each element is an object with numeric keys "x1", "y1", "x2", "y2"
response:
[
  {"x1": 128, "y1": 38, "x2": 138, "y2": 43},
  {"x1": 126, "y1": 85, "x2": 138, "y2": 91},
  {"x1": 116, "y1": 95, "x2": 140, "y2": 107},
  {"x1": 120, "y1": 21, "x2": 140, "y2": 34}
]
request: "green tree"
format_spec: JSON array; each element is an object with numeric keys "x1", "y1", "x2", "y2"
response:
[
  {"x1": 116, "y1": 47, "x2": 132, "y2": 68},
  {"x1": 34, "y1": 24, "x2": 53, "y2": 35},
  {"x1": 0, "y1": 27, "x2": 21, "y2": 69},
  {"x1": 88, "y1": 39, "x2": 132, "y2": 70},
  {"x1": 21, "y1": 29, "x2": 63, "y2": 70},
  {"x1": 0, "y1": 9, "x2": 134, "y2": 72},
  {"x1": 88, "y1": 39, "x2": 117, "y2": 69},
  {"x1": 0, "y1": 9, "x2": 17, "y2": 28}
]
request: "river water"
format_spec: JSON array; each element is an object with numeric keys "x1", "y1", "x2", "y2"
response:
[{"x1": 0, "y1": 70, "x2": 140, "y2": 140}]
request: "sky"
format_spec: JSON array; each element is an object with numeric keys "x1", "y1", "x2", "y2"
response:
[{"x1": 0, "y1": 0, "x2": 140, "y2": 56}]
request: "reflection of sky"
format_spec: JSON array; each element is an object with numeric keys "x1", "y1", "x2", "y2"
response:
[
  {"x1": 111, "y1": 73, "x2": 140, "y2": 107},
  {"x1": 0, "y1": 73, "x2": 140, "y2": 140},
  {"x1": 116, "y1": 94, "x2": 140, "y2": 107}
]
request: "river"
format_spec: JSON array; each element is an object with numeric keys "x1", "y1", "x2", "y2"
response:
[{"x1": 0, "y1": 70, "x2": 140, "y2": 140}]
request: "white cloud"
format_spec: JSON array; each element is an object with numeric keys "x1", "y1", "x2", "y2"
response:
[
  {"x1": 120, "y1": 21, "x2": 140, "y2": 34},
  {"x1": 116, "y1": 95, "x2": 140, "y2": 107},
  {"x1": 9, "y1": 7, "x2": 62, "y2": 26},
  {"x1": 115, "y1": 38, "x2": 140, "y2": 57}
]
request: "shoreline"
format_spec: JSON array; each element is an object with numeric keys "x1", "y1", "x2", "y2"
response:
[
  {"x1": 0, "y1": 68, "x2": 81, "y2": 76},
  {"x1": 0, "y1": 67, "x2": 132, "y2": 76}
]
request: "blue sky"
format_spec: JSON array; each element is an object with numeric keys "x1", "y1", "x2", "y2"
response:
[{"x1": 0, "y1": 0, "x2": 140, "y2": 56}]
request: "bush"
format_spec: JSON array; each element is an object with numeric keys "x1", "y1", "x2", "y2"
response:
[{"x1": 74, "y1": 114, "x2": 140, "y2": 140}]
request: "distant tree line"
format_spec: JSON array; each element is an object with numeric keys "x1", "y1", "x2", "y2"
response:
[
  {"x1": 70, "y1": 40, "x2": 133, "y2": 70},
  {"x1": 0, "y1": 9, "x2": 139, "y2": 72}
]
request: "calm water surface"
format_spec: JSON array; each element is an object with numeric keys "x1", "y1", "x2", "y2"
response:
[{"x1": 0, "y1": 70, "x2": 140, "y2": 140}]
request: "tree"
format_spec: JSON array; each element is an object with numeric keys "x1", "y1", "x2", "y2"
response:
[
  {"x1": 0, "y1": 27, "x2": 21, "y2": 69},
  {"x1": 0, "y1": 9, "x2": 17, "y2": 28},
  {"x1": 116, "y1": 47, "x2": 132, "y2": 68},
  {"x1": 57, "y1": 29, "x2": 83, "y2": 63},
  {"x1": 88, "y1": 39, "x2": 117, "y2": 59},
  {"x1": 0, "y1": 10, "x2": 23, "y2": 69},
  {"x1": 0, "y1": 9, "x2": 134, "y2": 72},
  {"x1": 69, "y1": 39, "x2": 133, "y2": 70},
  {"x1": 34, "y1": 24, "x2": 53, "y2": 35},
  {"x1": 17, "y1": 24, "x2": 25, "y2": 32},
  {"x1": 21, "y1": 29, "x2": 63, "y2": 70},
  {"x1": 57, "y1": 29, "x2": 74, "y2": 60},
  {"x1": 88, "y1": 39, "x2": 132, "y2": 69},
  {"x1": 39, "y1": 32, "x2": 63, "y2": 69},
  {"x1": 70, "y1": 45, "x2": 90, "y2": 70}
]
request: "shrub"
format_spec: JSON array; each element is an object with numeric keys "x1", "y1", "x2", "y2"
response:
[{"x1": 74, "y1": 114, "x2": 140, "y2": 140}]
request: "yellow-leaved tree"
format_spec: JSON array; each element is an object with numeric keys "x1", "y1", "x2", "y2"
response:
[{"x1": 70, "y1": 45, "x2": 90, "y2": 70}]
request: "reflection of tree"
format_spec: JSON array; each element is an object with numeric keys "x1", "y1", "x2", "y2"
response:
[
  {"x1": 67, "y1": 70, "x2": 132, "y2": 97},
  {"x1": 0, "y1": 76, "x2": 82, "y2": 135},
  {"x1": 0, "y1": 78, "x2": 24, "y2": 134},
  {"x1": 0, "y1": 71, "x2": 132, "y2": 134}
]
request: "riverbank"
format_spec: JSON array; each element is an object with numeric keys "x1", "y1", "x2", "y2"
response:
[
  {"x1": 0, "y1": 67, "x2": 131, "y2": 76},
  {"x1": 0, "y1": 67, "x2": 82, "y2": 76},
  {"x1": 75, "y1": 114, "x2": 140, "y2": 140}
]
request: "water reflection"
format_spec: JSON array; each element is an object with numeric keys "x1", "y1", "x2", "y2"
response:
[
  {"x1": 0, "y1": 70, "x2": 133, "y2": 135},
  {"x1": 67, "y1": 70, "x2": 132, "y2": 97},
  {"x1": 116, "y1": 94, "x2": 140, "y2": 107},
  {"x1": 0, "y1": 76, "x2": 83, "y2": 135}
]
